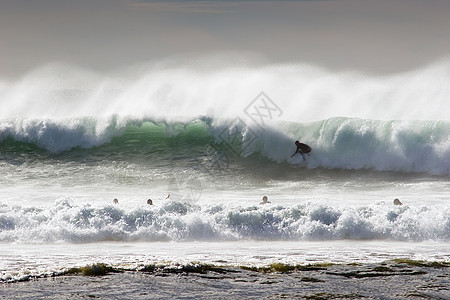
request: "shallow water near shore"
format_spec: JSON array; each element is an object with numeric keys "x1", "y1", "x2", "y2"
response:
[{"x1": 1, "y1": 240, "x2": 449, "y2": 283}]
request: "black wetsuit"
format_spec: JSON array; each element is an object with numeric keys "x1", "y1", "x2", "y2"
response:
[{"x1": 295, "y1": 143, "x2": 311, "y2": 154}]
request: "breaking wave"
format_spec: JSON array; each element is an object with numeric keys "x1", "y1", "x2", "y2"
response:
[
  {"x1": 1, "y1": 59, "x2": 450, "y2": 174},
  {"x1": 1, "y1": 116, "x2": 450, "y2": 175},
  {"x1": 0, "y1": 199, "x2": 448, "y2": 243}
]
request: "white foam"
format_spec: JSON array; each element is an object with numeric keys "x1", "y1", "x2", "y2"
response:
[
  {"x1": 0, "y1": 116, "x2": 128, "y2": 153},
  {"x1": 1, "y1": 199, "x2": 448, "y2": 243}
]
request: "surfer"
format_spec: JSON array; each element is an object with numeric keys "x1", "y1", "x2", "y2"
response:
[
  {"x1": 291, "y1": 140, "x2": 312, "y2": 160},
  {"x1": 260, "y1": 196, "x2": 271, "y2": 205}
]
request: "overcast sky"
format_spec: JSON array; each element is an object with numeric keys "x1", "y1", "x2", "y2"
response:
[{"x1": 1, "y1": 0, "x2": 450, "y2": 77}]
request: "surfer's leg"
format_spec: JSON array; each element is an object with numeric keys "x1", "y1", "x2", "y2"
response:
[{"x1": 299, "y1": 150, "x2": 306, "y2": 161}]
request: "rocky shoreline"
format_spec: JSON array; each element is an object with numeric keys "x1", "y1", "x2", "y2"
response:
[{"x1": 2, "y1": 260, "x2": 449, "y2": 299}]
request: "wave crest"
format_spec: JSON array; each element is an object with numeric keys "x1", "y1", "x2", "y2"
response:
[{"x1": 1, "y1": 116, "x2": 450, "y2": 175}]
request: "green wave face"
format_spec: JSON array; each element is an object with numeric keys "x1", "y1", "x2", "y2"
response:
[{"x1": 2, "y1": 116, "x2": 450, "y2": 175}]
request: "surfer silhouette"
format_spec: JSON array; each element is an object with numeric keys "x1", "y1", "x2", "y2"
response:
[{"x1": 291, "y1": 140, "x2": 311, "y2": 160}]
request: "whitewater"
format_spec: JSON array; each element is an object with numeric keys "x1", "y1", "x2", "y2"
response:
[{"x1": 0, "y1": 59, "x2": 449, "y2": 288}]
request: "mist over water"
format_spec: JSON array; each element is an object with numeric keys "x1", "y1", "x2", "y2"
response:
[{"x1": 1, "y1": 58, "x2": 449, "y2": 122}]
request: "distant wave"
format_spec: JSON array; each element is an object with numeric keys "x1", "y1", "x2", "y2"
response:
[
  {"x1": 0, "y1": 199, "x2": 448, "y2": 243},
  {"x1": 1, "y1": 116, "x2": 450, "y2": 175}
]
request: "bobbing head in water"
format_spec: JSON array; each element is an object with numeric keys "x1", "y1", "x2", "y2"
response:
[
  {"x1": 260, "y1": 196, "x2": 270, "y2": 205},
  {"x1": 393, "y1": 198, "x2": 402, "y2": 205}
]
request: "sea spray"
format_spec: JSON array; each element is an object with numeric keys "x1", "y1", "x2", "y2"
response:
[{"x1": 1, "y1": 59, "x2": 449, "y2": 121}]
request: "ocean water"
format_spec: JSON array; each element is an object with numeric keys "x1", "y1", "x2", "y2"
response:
[{"x1": 0, "y1": 60, "x2": 449, "y2": 286}]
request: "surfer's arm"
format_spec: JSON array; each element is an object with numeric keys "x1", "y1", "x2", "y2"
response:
[{"x1": 291, "y1": 148, "x2": 306, "y2": 160}]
